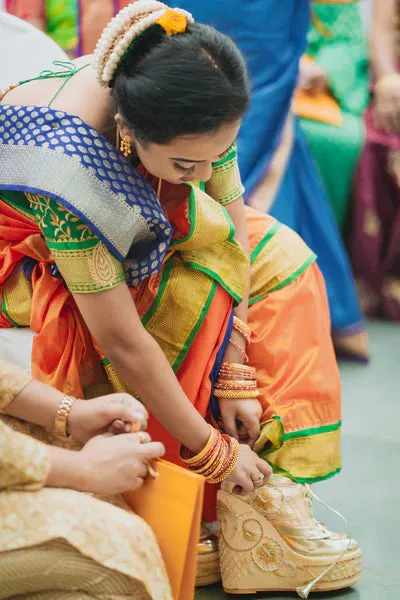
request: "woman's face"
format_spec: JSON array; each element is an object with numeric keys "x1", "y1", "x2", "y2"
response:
[{"x1": 119, "y1": 118, "x2": 241, "y2": 185}]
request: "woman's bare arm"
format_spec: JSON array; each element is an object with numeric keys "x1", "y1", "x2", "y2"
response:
[
  {"x1": 370, "y1": 0, "x2": 398, "y2": 78},
  {"x1": 73, "y1": 283, "x2": 210, "y2": 454}
]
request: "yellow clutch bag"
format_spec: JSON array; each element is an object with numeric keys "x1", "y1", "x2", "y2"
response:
[{"x1": 124, "y1": 459, "x2": 205, "y2": 600}]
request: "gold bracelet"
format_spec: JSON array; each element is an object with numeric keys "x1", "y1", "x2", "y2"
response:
[
  {"x1": 180, "y1": 425, "x2": 216, "y2": 466},
  {"x1": 55, "y1": 395, "x2": 77, "y2": 437},
  {"x1": 214, "y1": 388, "x2": 260, "y2": 399}
]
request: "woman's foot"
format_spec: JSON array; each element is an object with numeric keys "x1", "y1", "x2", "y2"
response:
[
  {"x1": 217, "y1": 476, "x2": 361, "y2": 597},
  {"x1": 333, "y1": 329, "x2": 370, "y2": 363}
]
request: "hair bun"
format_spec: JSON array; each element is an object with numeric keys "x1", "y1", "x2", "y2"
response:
[{"x1": 94, "y1": 0, "x2": 194, "y2": 88}]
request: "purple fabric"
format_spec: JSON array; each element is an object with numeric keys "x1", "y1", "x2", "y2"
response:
[{"x1": 352, "y1": 107, "x2": 400, "y2": 320}]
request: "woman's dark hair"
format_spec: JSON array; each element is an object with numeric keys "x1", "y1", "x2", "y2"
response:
[{"x1": 112, "y1": 22, "x2": 250, "y2": 145}]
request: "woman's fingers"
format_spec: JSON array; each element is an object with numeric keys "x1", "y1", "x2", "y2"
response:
[
  {"x1": 137, "y1": 441, "x2": 166, "y2": 460},
  {"x1": 222, "y1": 412, "x2": 239, "y2": 440},
  {"x1": 101, "y1": 394, "x2": 148, "y2": 428},
  {"x1": 245, "y1": 417, "x2": 261, "y2": 446},
  {"x1": 257, "y1": 459, "x2": 273, "y2": 479}
]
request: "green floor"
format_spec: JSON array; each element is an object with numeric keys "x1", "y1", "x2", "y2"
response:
[{"x1": 197, "y1": 321, "x2": 400, "y2": 600}]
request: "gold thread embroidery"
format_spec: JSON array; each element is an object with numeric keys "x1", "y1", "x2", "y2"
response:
[
  {"x1": 52, "y1": 244, "x2": 124, "y2": 293},
  {"x1": 2, "y1": 269, "x2": 32, "y2": 327},
  {"x1": 26, "y1": 193, "x2": 97, "y2": 243},
  {"x1": 266, "y1": 429, "x2": 342, "y2": 481},
  {"x1": 88, "y1": 241, "x2": 118, "y2": 288}
]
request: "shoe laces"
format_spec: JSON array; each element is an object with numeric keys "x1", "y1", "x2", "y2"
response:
[
  {"x1": 304, "y1": 486, "x2": 329, "y2": 535},
  {"x1": 296, "y1": 485, "x2": 353, "y2": 599}
]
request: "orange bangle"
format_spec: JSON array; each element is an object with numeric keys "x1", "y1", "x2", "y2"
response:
[
  {"x1": 208, "y1": 439, "x2": 240, "y2": 484},
  {"x1": 232, "y1": 316, "x2": 251, "y2": 344},
  {"x1": 228, "y1": 337, "x2": 249, "y2": 363}
]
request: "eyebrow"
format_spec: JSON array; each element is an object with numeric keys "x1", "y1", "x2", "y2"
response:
[
  {"x1": 170, "y1": 144, "x2": 233, "y2": 164},
  {"x1": 169, "y1": 157, "x2": 206, "y2": 163}
]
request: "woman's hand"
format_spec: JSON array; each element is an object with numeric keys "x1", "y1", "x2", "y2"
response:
[
  {"x1": 54, "y1": 432, "x2": 165, "y2": 495},
  {"x1": 68, "y1": 393, "x2": 148, "y2": 442},
  {"x1": 298, "y1": 60, "x2": 329, "y2": 94},
  {"x1": 226, "y1": 444, "x2": 272, "y2": 496},
  {"x1": 374, "y1": 78, "x2": 400, "y2": 133},
  {"x1": 219, "y1": 398, "x2": 262, "y2": 447}
]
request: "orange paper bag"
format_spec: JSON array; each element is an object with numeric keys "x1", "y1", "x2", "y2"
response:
[{"x1": 124, "y1": 460, "x2": 205, "y2": 600}]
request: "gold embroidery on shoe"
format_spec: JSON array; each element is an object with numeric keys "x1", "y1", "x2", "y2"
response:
[
  {"x1": 248, "y1": 487, "x2": 284, "y2": 520},
  {"x1": 252, "y1": 539, "x2": 284, "y2": 572}
]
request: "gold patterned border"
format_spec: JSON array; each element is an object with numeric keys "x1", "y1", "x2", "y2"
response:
[
  {"x1": 144, "y1": 256, "x2": 215, "y2": 368},
  {"x1": 250, "y1": 224, "x2": 315, "y2": 304},
  {"x1": 267, "y1": 428, "x2": 341, "y2": 483},
  {"x1": 2, "y1": 268, "x2": 32, "y2": 327},
  {"x1": 52, "y1": 241, "x2": 125, "y2": 293}
]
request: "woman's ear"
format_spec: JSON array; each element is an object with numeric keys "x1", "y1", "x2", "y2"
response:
[{"x1": 115, "y1": 113, "x2": 131, "y2": 140}]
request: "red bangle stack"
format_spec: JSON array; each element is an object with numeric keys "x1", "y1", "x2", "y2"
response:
[{"x1": 180, "y1": 425, "x2": 240, "y2": 484}]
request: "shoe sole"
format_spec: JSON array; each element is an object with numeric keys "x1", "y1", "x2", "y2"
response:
[
  {"x1": 225, "y1": 562, "x2": 362, "y2": 594},
  {"x1": 196, "y1": 549, "x2": 221, "y2": 587}
]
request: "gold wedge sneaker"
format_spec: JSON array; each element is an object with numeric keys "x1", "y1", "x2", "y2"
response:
[
  {"x1": 217, "y1": 476, "x2": 362, "y2": 598},
  {"x1": 196, "y1": 524, "x2": 221, "y2": 587}
]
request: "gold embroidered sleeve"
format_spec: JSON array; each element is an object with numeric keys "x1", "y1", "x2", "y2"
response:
[
  {"x1": 205, "y1": 143, "x2": 245, "y2": 206},
  {"x1": 0, "y1": 360, "x2": 31, "y2": 412},
  {"x1": 0, "y1": 419, "x2": 50, "y2": 490},
  {"x1": 26, "y1": 193, "x2": 125, "y2": 293}
]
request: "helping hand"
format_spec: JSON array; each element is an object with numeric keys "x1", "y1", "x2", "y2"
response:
[
  {"x1": 298, "y1": 60, "x2": 329, "y2": 94},
  {"x1": 219, "y1": 398, "x2": 262, "y2": 447},
  {"x1": 226, "y1": 443, "x2": 272, "y2": 495},
  {"x1": 74, "y1": 432, "x2": 165, "y2": 495},
  {"x1": 68, "y1": 393, "x2": 148, "y2": 442}
]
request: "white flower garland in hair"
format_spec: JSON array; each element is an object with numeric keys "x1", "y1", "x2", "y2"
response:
[{"x1": 94, "y1": 0, "x2": 194, "y2": 88}]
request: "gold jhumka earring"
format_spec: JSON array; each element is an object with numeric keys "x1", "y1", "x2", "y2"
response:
[{"x1": 120, "y1": 134, "x2": 132, "y2": 157}]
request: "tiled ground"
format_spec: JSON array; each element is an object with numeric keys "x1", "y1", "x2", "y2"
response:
[{"x1": 196, "y1": 321, "x2": 400, "y2": 600}]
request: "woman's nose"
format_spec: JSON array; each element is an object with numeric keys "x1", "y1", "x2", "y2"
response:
[{"x1": 196, "y1": 161, "x2": 213, "y2": 182}]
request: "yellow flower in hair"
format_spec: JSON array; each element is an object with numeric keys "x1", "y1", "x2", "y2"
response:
[{"x1": 156, "y1": 7, "x2": 187, "y2": 36}]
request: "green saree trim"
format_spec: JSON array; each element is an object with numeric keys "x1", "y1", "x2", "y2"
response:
[
  {"x1": 284, "y1": 420, "x2": 342, "y2": 440},
  {"x1": 1, "y1": 294, "x2": 22, "y2": 328},
  {"x1": 250, "y1": 221, "x2": 282, "y2": 264},
  {"x1": 173, "y1": 281, "x2": 217, "y2": 371},
  {"x1": 249, "y1": 253, "x2": 317, "y2": 306},
  {"x1": 183, "y1": 260, "x2": 242, "y2": 305},
  {"x1": 141, "y1": 257, "x2": 174, "y2": 327}
]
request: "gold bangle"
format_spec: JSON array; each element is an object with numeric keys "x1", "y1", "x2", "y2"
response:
[
  {"x1": 180, "y1": 425, "x2": 216, "y2": 466},
  {"x1": 214, "y1": 389, "x2": 260, "y2": 399},
  {"x1": 221, "y1": 362, "x2": 256, "y2": 374},
  {"x1": 55, "y1": 395, "x2": 77, "y2": 437}
]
